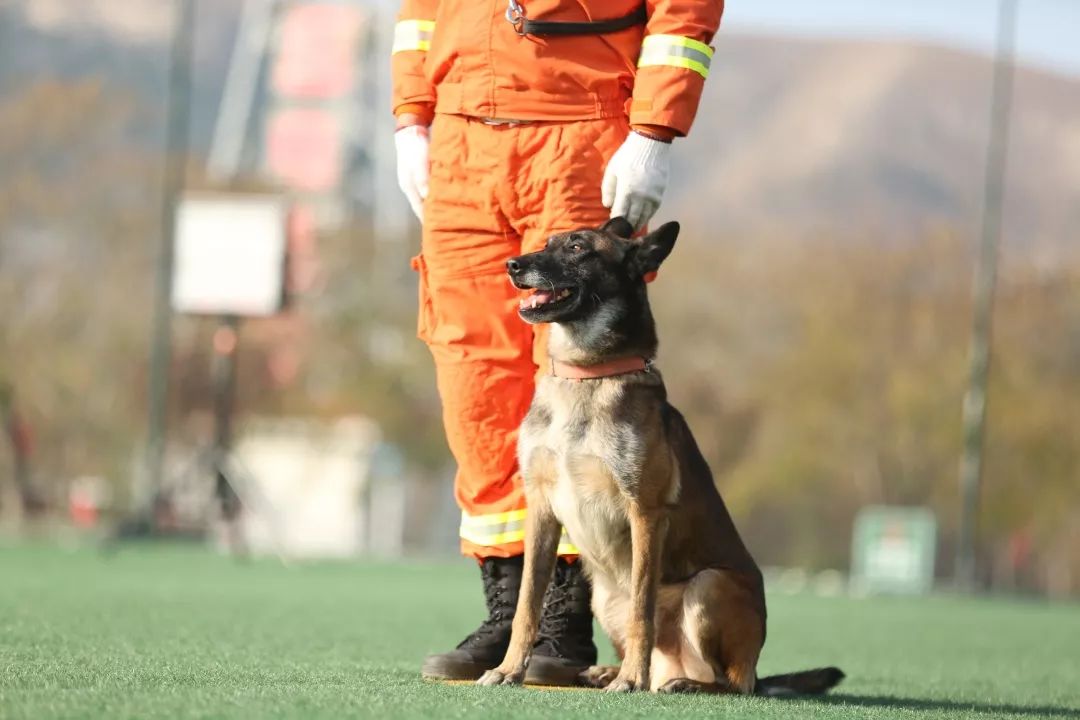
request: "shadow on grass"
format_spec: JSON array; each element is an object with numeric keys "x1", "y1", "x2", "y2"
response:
[{"x1": 800, "y1": 693, "x2": 1080, "y2": 718}]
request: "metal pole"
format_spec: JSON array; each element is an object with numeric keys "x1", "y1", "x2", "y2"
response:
[
  {"x1": 143, "y1": 0, "x2": 196, "y2": 513},
  {"x1": 207, "y1": 0, "x2": 278, "y2": 180},
  {"x1": 956, "y1": 0, "x2": 1019, "y2": 592},
  {"x1": 211, "y1": 316, "x2": 242, "y2": 523}
]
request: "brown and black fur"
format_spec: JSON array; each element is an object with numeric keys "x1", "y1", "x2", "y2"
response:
[{"x1": 477, "y1": 218, "x2": 844, "y2": 695}]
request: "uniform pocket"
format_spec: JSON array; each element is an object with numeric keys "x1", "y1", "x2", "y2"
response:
[{"x1": 410, "y1": 253, "x2": 435, "y2": 343}]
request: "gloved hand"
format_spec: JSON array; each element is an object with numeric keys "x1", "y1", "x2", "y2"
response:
[
  {"x1": 601, "y1": 131, "x2": 671, "y2": 230},
  {"x1": 394, "y1": 124, "x2": 430, "y2": 222}
]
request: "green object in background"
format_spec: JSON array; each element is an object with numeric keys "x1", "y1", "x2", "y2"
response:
[{"x1": 851, "y1": 506, "x2": 937, "y2": 595}]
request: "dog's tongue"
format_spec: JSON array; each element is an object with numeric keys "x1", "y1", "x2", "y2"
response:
[{"x1": 519, "y1": 290, "x2": 554, "y2": 310}]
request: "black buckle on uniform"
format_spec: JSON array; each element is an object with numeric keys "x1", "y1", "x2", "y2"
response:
[{"x1": 506, "y1": 0, "x2": 646, "y2": 38}]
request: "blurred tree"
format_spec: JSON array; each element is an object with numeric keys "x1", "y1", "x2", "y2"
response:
[
  {"x1": 653, "y1": 229, "x2": 1079, "y2": 594},
  {"x1": 1, "y1": 76, "x2": 1076, "y2": 595},
  {"x1": 0, "y1": 78, "x2": 159, "y2": 509}
]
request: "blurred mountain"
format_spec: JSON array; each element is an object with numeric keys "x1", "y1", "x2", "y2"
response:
[
  {"x1": 674, "y1": 34, "x2": 1080, "y2": 253},
  {"x1": 0, "y1": 0, "x2": 245, "y2": 152},
  {"x1": 3, "y1": 0, "x2": 1078, "y2": 250},
  {"x1": 8, "y1": 0, "x2": 176, "y2": 43}
]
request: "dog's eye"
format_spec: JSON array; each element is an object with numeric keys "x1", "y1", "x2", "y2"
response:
[{"x1": 569, "y1": 243, "x2": 583, "y2": 252}]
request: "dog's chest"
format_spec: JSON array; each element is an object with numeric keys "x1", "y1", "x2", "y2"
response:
[{"x1": 519, "y1": 380, "x2": 644, "y2": 570}]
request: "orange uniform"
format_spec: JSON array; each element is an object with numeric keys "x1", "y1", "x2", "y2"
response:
[{"x1": 393, "y1": 0, "x2": 723, "y2": 558}]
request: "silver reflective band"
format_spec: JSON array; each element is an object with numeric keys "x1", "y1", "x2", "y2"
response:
[
  {"x1": 637, "y1": 34, "x2": 713, "y2": 79},
  {"x1": 392, "y1": 19, "x2": 435, "y2": 54},
  {"x1": 459, "y1": 508, "x2": 525, "y2": 546}
]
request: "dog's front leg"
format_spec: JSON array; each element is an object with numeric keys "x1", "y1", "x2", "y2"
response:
[
  {"x1": 476, "y1": 497, "x2": 561, "y2": 686},
  {"x1": 606, "y1": 500, "x2": 664, "y2": 693}
]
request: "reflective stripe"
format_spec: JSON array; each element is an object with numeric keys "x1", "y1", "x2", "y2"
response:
[
  {"x1": 459, "y1": 509, "x2": 580, "y2": 555},
  {"x1": 462, "y1": 509, "x2": 528, "y2": 527},
  {"x1": 637, "y1": 34, "x2": 713, "y2": 79},
  {"x1": 460, "y1": 509, "x2": 525, "y2": 546},
  {"x1": 557, "y1": 527, "x2": 578, "y2": 556},
  {"x1": 461, "y1": 528, "x2": 526, "y2": 546},
  {"x1": 392, "y1": 19, "x2": 435, "y2": 54}
]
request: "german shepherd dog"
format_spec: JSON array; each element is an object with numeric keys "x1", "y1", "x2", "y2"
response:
[{"x1": 477, "y1": 218, "x2": 844, "y2": 695}]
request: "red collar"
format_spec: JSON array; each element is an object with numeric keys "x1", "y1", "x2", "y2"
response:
[{"x1": 549, "y1": 356, "x2": 653, "y2": 380}]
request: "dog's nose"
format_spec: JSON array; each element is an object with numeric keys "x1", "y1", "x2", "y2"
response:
[{"x1": 506, "y1": 258, "x2": 522, "y2": 275}]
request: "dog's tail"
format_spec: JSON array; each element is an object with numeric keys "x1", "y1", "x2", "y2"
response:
[{"x1": 754, "y1": 667, "x2": 845, "y2": 697}]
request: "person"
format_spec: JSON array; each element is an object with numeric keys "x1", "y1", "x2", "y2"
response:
[{"x1": 392, "y1": 0, "x2": 724, "y2": 685}]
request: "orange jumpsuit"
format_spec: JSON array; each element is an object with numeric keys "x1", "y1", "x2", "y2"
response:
[{"x1": 393, "y1": 0, "x2": 724, "y2": 558}]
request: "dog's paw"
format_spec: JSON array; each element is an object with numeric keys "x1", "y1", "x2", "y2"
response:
[
  {"x1": 579, "y1": 665, "x2": 620, "y2": 689},
  {"x1": 658, "y1": 677, "x2": 707, "y2": 694},
  {"x1": 476, "y1": 667, "x2": 525, "y2": 687},
  {"x1": 603, "y1": 672, "x2": 649, "y2": 693}
]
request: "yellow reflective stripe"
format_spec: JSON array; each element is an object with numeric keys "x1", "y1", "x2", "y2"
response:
[
  {"x1": 459, "y1": 510, "x2": 580, "y2": 554},
  {"x1": 392, "y1": 19, "x2": 435, "y2": 54},
  {"x1": 638, "y1": 34, "x2": 713, "y2": 79},
  {"x1": 640, "y1": 55, "x2": 710, "y2": 77},
  {"x1": 557, "y1": 527, "x2": 578, "y2": 556},
  {"x1": 460, "y1": 509, "x2": 526, "y2": 547},
  {"x1": 460, "y1": 509, "x2": 527, "y2": 528},
  {"x1": 459, "y1": 521, "x2": 524, "y2": 543}
]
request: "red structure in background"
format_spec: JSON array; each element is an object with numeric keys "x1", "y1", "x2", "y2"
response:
[
  {"x1": 273, "y1": 4, "x2": 362, "y2": 98},
  {"x1": 256, "y1": 3, "x2": 368, "y2": 387},
  {"x1": 266, "y1": 3, "x2": 364, "y2": 197},
  {"x1": 266, "y1": 110, "x2": 343, "y2": 193}
]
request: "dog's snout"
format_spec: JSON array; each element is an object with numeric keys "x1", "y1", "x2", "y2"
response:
[{"x1": 506, "y1": 258, "x2": 523, "y2": 275}]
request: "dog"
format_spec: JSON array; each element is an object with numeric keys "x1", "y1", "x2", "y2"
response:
[{"x1": 476, "y1": 217, "x2": 844, "y2": 695}]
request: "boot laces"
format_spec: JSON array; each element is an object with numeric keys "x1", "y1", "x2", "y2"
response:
[
  {"x1": 535, "y1": 561, "x2": 593, "y2": 658},
  {"x1": 457, "y1": 560, "x2": 517, "y2": 650}
]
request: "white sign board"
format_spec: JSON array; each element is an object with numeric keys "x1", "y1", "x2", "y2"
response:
[{"x1": 172, "y1": 194, "x2": 288, "y2": 316}]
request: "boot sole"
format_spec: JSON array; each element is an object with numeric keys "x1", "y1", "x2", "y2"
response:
[
  {"x1": 422, "y1": 656, "x2": 589, "y2": 686},
  {"x1": 421, "y1": 656, "x2": 494, "y2": 682},
  {"x1": 523, "y1": 655, "x2": 589, "y2": 687}
]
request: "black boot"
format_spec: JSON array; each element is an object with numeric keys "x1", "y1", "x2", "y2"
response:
[
  {"x1": 526, "y1": 558, "x2": 598, "y2": 686},
  {"x1": 421, "y1": 555, "x2": 522, "y2": 680}
]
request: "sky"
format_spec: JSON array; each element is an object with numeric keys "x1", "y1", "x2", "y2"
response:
[{"x1": 724, "y1": 0, "x2": 1080, "y2": 77}]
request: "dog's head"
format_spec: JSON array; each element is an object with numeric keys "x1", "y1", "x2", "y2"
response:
[{"x1": 507, "y1": 217, "x2": 679, "y2": 326}]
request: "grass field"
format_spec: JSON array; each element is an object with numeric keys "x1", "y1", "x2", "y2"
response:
[{"x1": 1, "y1": 543, "x2": 1078, "y2": 719}]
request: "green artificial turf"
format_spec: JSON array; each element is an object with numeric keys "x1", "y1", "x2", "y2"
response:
[{"x1": 1, "y1": 542, "x2": 1078, "y2": 719}]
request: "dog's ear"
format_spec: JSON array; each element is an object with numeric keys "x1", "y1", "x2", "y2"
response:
[
  {"x1": 629, "y1": 222, "x2": 679, "y2": 276},
  {"x1": 601, "y1": 216, "x2": 634, "y2": 239}
]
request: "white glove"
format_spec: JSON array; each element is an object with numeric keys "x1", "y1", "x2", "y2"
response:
[
  {"x1": 601, "y1": 131, "x2": 671, "y2": 230},
  {"x1": 394, "y1": 125, "x2": 430, "y2": 222}
]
